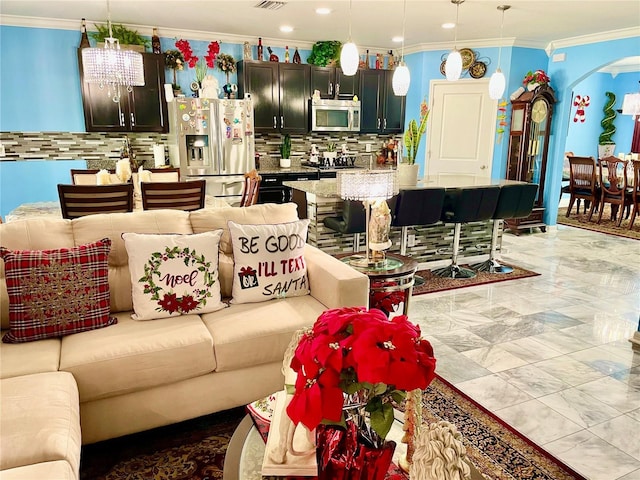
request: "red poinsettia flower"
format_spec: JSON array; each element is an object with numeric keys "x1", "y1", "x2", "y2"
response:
[
  {"x1": 158, "y1": 293, "x2": 179, "y2": 313},
  {"x1": 287, "y1": 306, "x2": 437, "y2": 440},
  {"x1": 179, "y1": 294, "x2": 199, "y2": 313},
  {"x1": 204, "y1": 41, "x2": 220, "y2": 68}
]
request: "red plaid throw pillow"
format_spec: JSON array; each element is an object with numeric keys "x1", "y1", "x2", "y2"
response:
[{"x1": 0, "y1": 238, "x2": 117, "y2": 343}]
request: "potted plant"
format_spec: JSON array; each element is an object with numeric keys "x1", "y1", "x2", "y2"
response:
[
  {"x1": 323, "y1": 142, "x2": 337, "y2": 164},
  {"x1": 307, "y1": 41, "x2": 342, "y2": 67},
  {"x1": 598, "y1": 91, "x2": 617, "y2": 158},
  {"x1": 164, "y1": 49, "x2": 185, "y2": 94},
  {"x1": 279, "y1": 134, "x2": 292, "y2": 168},
  {"x1": 90, "y1": 23, "x2": 150, "y2": 51},
  {"x1": 400, "y1": 97, "x2": 429, "y2": 186}
]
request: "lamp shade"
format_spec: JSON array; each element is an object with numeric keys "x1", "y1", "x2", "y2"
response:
[
  {"x1": 340, "y1": 42, "x2": 359, "y2": 76},
  {"x1": 336, "y1": 170, "x2": 398, "y2": 202},
  {"x1": 488, "y1": 69, "x2": 506, "y2": 100},
  {"x1": 392, "y1": 62, "x2": 411, "y2": 96},
  {"x1": 622, "y1": 93, "x2": 640, "y2": 116},
  {"x1": 445, "y1": 50, "x2": 462, "y2": 81}
]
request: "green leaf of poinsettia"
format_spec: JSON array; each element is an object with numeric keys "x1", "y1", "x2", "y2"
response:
[{"x1": 369, "y1": 402, "x2": 394, "y2": 440}]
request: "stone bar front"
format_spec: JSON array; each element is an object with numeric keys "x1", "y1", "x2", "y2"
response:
[{"x1": 284, "y1": 177, "x2": 515, "y2": 265}]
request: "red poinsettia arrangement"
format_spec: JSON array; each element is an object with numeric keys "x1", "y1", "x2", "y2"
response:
[
  {"x1": 522, "y1": 69, "x2": 550, "y2": 87},
  {"x1": 175, "y1": 39, "x2": 220, "y2": 68},
  {"x1": 286, "y1": 306, "x2": 436, "y2": 443},
  {"x1": 370, "y1": 281, "x2": 405, "y2": 317}
]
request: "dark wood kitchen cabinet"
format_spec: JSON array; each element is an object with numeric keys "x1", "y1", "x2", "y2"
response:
[
  {"x1": 310, "y1": 66, "x2": 360, "y2": 100},
  {"x1": 237, "y1": 61, "x2": 309, "y2": 134},
  {"x1": 78, "y1": 51, "x2": 169, "y2": 133},
  {"x1": 359, "y1": 69, "x2": 405, "y2": 134}
]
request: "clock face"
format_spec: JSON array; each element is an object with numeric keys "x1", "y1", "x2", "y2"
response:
[{"x1": 532, "y1": 99, "x2": 548, "y2": 123}]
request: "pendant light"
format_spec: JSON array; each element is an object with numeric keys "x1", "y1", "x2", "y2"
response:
[
  {"x1": 445, "y1": 0, "x2": 465, "y2": 82},
  {"x1": 488, "y1": 5, "x2": 510, "y2": 100},
  {"x1": 340, "y1": 0, "x2": 359, "y2": 76},
  {"x1": 81, "y1": 0, "x2": 145, "y2": 104},
  {"x1": 392, "y1": 0, "x2": 410, "y2": 96}
]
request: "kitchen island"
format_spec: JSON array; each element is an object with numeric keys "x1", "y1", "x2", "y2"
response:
[{"x1": 284, "y1": 176, "x2": 528, "y2": 265}]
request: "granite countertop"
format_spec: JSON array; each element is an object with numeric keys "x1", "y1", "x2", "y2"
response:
[{"x1": 282, "y1": 179, "x2": 338, "y2": 197}]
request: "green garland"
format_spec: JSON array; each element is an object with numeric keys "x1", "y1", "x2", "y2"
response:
[{"x1": 599, "y1": 91, "x2": 617, "y2": 145}]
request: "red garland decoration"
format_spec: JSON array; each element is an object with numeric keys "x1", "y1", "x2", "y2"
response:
[{"x1": 175, "y1": 39, "x2": 220, "y2": 69}]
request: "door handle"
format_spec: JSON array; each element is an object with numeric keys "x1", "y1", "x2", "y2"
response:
[
  {"x1": 130, "y1": 112, "x2": 135, "y2": 127},
  {"x1": 383, "y1": 118, "x2": 387, "y2": 130},
  {"x1": 329, "y1": 83, "x2": 333, "y2": 96},
  {"x1": 120, "y1": 112, "x2": 125, "y2": 127},
  {"x1": 480, "y1": 165, "x2": 487, "y2": 170},
  {"x1": 377, "y1": 118, "x2": 381, "y2": 129},
  {"x1": 281, "y1": 115, "x2": 284, "y2": 128},
  {"x1": 273, "y1": 116, "x2": 277, "y2": 129}
]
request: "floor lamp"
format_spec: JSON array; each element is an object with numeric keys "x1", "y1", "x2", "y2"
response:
[{"x1": 336, "y1": 170, "x2": 398, "y2": 268}]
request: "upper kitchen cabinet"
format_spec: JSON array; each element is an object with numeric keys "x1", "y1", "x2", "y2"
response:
[
  {"x1": 359, "y1": 70, "x2": 405, "y2": 134},
  {"x1": 78, "y1": 51, "x2": 169, "y2": 133},
  {"x1": 310, "y1": 66, "x2": 360, "y2": 100},
  {"x1": 237, "y1": 61, "x2": 310, "y2": 134}
]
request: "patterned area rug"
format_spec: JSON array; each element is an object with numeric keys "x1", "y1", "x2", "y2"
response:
[
  {"x1": 557, "y1": 205, "x2": 640, "y2": 240},
  {"x1": 412, "y1": 264, "x2": 540, "y2": 296},
  {"x1": 80, "y1": 377, "x2": 585, "y2": 480}
]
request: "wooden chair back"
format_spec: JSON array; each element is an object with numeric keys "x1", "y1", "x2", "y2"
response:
[
  {"x1": 132, "y1": 167, "x2": 181, "y2": 183},
  {"x1": 240, "y1": 169, "x2": 261, "y2": 207},
  {"x1": 628, "y1": 160, "x2": 640, "y2": 230},
  {"x1": 141, "y1": 180, "x2": 206, "y2": 211},
  {"x1": 58, "y1": 183, "x2": 134, "y2": 219},
  {"x1": 70, "y1": 168, "x2": 120, "y2": 185},
  {"x1": 597, "y1": 156, "x2": 630, "y2": 226},
  {"x1": 568, "y1": 156, "x2": 598, "y2": 193}
]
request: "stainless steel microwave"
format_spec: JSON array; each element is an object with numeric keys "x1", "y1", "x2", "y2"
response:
[{"x1": 310, "y1": 99, "x2": 361, "y2": 132}]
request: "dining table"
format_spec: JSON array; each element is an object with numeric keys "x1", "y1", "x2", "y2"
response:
[{"x1": 5, "y1": 195, "x2": 231, "y2": 223}]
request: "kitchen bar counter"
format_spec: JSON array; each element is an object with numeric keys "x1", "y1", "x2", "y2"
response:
[{"x1": 284, "y1": 177, "x2": 523, "y2": 265}]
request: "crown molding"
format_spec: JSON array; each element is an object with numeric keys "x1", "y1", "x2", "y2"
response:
[{"x1": 545, "y1": 26, "x2": 640, "y2": 55}]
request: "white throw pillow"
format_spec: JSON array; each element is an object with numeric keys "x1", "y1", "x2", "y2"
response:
[
  {"x1": 123, "y1": 231, "x2": 226, "y2": 320},
  {"x1": 228, "y1": 219, "x2": 310, "y2": 304}
]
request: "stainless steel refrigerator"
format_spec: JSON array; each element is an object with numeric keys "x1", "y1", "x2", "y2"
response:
[{"x1": 168, "y1": 96, "x2": 255, "y2": 202}]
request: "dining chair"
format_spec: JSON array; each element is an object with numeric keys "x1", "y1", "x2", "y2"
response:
[
  {"x1": 597, "y1": 156, "x2": 631, "y2": 226},
  {"x1": 628, "y1": 159, "x2": 640, "y2": 230},
  {"x1": 132, "y1": 167, "x2": 181, "y2": 184},
  {"x1": 566, "y1": 156, "x2": 599, "y2": 220},
  {"x1": 239, "y1": 169, "x2": 262, "y2": 207},
  {"x1": 58, "y1": 183, "x2": 134, "y2": 219},
  {"x1": 141, "y1": 179, "x2": 206, "y2": 211},
  {"x1": 70, "y1": 168, "x2": 121, "y2": 185}
]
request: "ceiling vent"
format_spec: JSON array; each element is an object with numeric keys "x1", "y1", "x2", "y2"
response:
[{"x1": 254, "y1": 1, "x2": 287, "y2": 10}]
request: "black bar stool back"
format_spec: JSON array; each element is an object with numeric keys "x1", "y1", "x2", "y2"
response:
[
  {"x1": 472, "y1": 183, "x2": 538, "y2": 274},
  {"x1": 323, "y1": 200, "x2": 367, "y2": 253},
  {"x1": 433, "y1": 186, "x2": 500, "y2": 279},
  {"x1": 392, "y1": 188, "x2": 446, "y2": 256}
]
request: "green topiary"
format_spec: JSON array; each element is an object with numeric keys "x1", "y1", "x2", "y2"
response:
[
  {"x1": 307, "y1": 41, "x2": 342, "y2": 67},
  {"x1": 599, "y1": 91, "x2": 617, "y2": 145},
  {"x1": 90, "y1": 23, "x2": 151, "y2": 49}
]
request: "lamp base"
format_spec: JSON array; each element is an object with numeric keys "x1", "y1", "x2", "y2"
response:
[{"x1": 348, "y1": 255, "x2": 387, "y2": 269}]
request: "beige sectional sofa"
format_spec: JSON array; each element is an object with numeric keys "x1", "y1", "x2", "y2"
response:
[{"x1": 0, "y1": 203, "x2": 368, "y2": 479}]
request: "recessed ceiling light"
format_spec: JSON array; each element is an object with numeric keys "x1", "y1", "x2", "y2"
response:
[
  {"x1": 280, "y1": 25, "x2": 294, "y2": 33},
  {"x1": 442, "y1": 22, "x2": 455, "y2": 29},
  {"x1": 392, "y1": 36, "x2": 403, "y2": 43},
  {"x1": 316, "y1": 7, "x2": 331, "y2": 15}
]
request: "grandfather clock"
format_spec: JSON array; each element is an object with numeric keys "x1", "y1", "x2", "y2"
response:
[{"x1": 505, "y1": 84, "x2": 556, "y2": 234}]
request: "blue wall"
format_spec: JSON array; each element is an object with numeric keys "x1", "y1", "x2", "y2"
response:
[{"x1": 0, "y1": 160, "x2": 87, "y2": 219}]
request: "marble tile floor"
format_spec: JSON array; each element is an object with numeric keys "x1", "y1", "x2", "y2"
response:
[{"x1": 409, "y1": 225, "x2": 640, "y2": 480}]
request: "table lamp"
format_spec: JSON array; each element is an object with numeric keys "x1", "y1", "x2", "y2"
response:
[{"x1": 336, "y1": 170, "x2": 398, "y2": 267}]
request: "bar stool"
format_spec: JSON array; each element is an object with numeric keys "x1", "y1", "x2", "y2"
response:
[
  {"x1": 471, "y1": 183, "x2": 538, "y2": 274},
  {"x1": 433, "y1": 186, "x2": 500, "y2": 279},
  {"x1": 391, "y1": 188, "x2": 447, "y2": 255},
  {"x1": 323, "y1": 200, "x2": 366, "y2": 253}
]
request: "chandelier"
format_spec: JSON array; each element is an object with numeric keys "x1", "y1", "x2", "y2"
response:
[{"x1": 81, "y1": 0, "x2": 145, "y2": 103}]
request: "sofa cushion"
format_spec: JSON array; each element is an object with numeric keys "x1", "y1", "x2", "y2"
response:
[
  {"x1": 71, "y1": 210, "x2": 194, "y2": 314},
  {"x1": 189, "y1": 203, "x2": 299, "y2": 255},
  {"x1": 0, "y1": 372, "x2": 81, "y2": 474},
  {"x1": 0, "y1": 238, "x2": 117, "y2": 343},
  {"x1": 1, "y1": 219, "x2": 76, "y2": 330},
  {"x1": 0, "y1": 460, "x2": 76, "y2": 480},
  {"x1": 59, "y1": 311, "x2": 216, "y2": 402},
  {"x1": 228, "y1": 219, "x2": 310, "y2": 304},
  {"x1": 122, "y1": 231, "x2": 225, "y2": 320},
  {"x1": 201, "y1": 295, "x2": 326, "y2": 372},
  {"x1": 0, "y1": 336, "x2": 61, "y2": 379}
]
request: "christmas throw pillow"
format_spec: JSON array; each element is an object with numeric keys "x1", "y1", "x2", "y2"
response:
[
  {"x1": 0, "y1": 238, "x2": 117, "y2": 343},
  {"x1": 123, "y1": 231, "x2": 225, "y2": 320},
  {"x1": 228, "y1": 219, "x2": 310, "y2": 304}
]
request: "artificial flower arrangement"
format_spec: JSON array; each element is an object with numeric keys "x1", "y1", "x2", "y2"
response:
[
  {"x1": 164, "y1": 49, "x2": 185, "y2": 90},
  {"x1": 286, "y1": 307, "x2": 437, "y2": 448},
  {"x1": 175, "y1": 39, "x2": 221, "y2": 85},
  {"x1": 217, "y1": 53, "x2": 237, "y2": 75},
  {"x1": 522, "y1": 69, "x2": 550, "y2": 87},
  {"x1": 403, "y1": 97, "x2": 429, "y2": 165}
]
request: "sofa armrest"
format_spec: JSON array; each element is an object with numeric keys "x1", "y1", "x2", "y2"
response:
[{"x1": 304, "y1": 244, "x2": 369, "y2": 309}]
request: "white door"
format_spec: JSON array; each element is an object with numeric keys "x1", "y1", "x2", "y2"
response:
[{"x1": 426, "y1": 79, "x2": 496, "y2": 180}]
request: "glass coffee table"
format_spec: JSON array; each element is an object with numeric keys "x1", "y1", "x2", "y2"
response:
[{"x1": 223, "y1": 408, "x2": 484, "y2": 479}]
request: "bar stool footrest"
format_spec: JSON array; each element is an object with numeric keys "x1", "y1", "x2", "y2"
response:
[
  {"x1": 470, "y1": 259, "x2": 514, "y2": 274},
  {"x1": 432, "y1": 264, "x2": 477, "y2": 279}
]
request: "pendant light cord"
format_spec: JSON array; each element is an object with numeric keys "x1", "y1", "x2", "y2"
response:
[
  {"x1": 454, "y1": 1, "x2": 460, "y2": 49},
  {"x1": 497, "y1": 6, "x2": 506, "y2": 69},
  {"x1": 400, "y1": 0, "x2": 407, "y2": 62},
  {"x1": 107, "y1": 0, "x2": 113, "y2": 39},
  {"x1": 348, "y1": 0, "x2": 352, "y2": 41}
]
